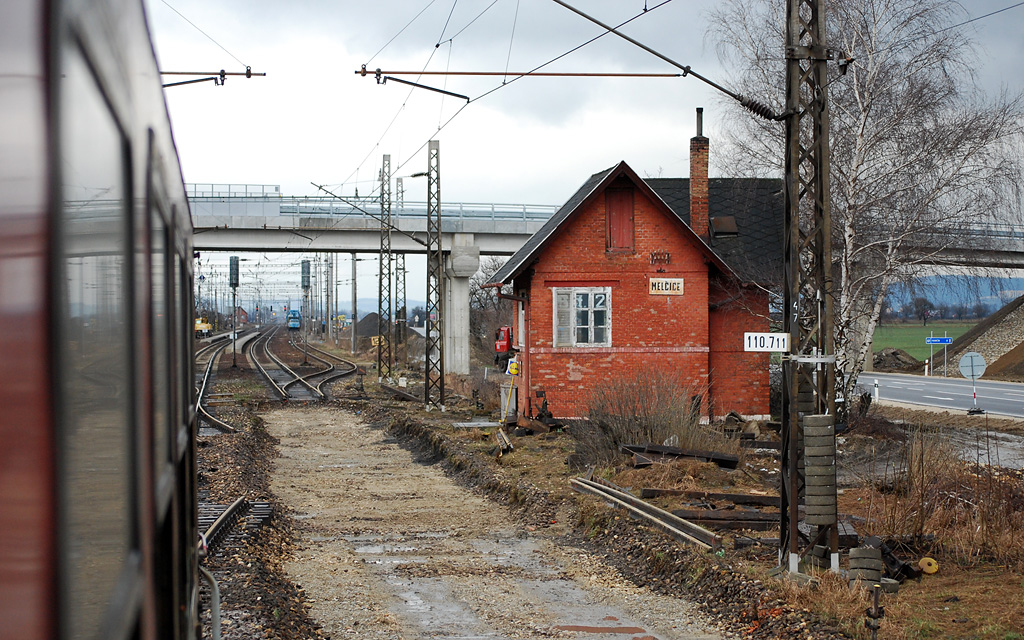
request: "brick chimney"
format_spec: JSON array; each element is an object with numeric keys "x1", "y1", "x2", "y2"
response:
[{"x1": 689, "y1": 107, "x2": 709, "y2": 238}]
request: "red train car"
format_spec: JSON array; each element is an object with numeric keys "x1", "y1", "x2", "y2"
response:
[{"x1": 0, "y1": 0, "x2": 200, "y2": 638}]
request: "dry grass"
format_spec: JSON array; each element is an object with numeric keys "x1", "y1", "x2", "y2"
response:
[
  {"x1": 863, "y1": 428, "x2": 1024, "y2": 570},
  {"x1": 570, "y1": 367, "x2": 740, "y2": 468},
  {"x1": 775, "y1": 570, "x2": 912, "y2": 639},
  {"x1": 445, "y1": 371, "x2": 502, "y2": 412}
]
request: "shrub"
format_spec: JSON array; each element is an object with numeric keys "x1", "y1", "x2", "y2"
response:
[
  {"x1": 569, "y1": 367, "x2": 739, "y2": 468},
  {"x1": 867, "y1": 426, "x2": 1024, "y2": 570}
]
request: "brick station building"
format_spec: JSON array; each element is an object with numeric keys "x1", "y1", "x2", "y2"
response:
[{"x1": 485, "y1": 112, "x2": 783, "y2": 420}]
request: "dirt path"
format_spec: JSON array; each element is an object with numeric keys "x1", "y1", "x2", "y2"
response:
[{"x1": 267, "y1": 406, "x2": 730, "y2": 640}]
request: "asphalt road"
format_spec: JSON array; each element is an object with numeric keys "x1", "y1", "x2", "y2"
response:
[{"x1": 858, "y1": 372, "x2": 1024, "y2": 418}]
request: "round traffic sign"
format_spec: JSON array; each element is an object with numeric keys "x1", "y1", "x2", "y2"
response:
[{"x1": 958, "y1": 351, "x2": 987, "y2": 379}]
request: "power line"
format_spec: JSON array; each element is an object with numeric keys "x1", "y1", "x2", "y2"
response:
[
  {"x1": 366, "y1": 1, "x2": 677, "y2": 181},
  {"x1": 346, "y1": 0, "x2": 504, "y2": 197},
  {"x1": 504, "y1": 0, "x2": 522, "y2": 83},
  {"x1": 160, "y1": 0, "x2": 248, "y2": 68},
  {"x1": 439, "y1": 0, "x2": 501, "y2": 46},
  {"x1": 548, "y1": 0, "x2": 778, "y2": 119},
  {"x1": 878, "y1": 1, "x2": 1024, "y2": 57},
  {"x1": 365, "y1": 0, "x2": 437, "y2": 67},
  {"x1": 470, "y1": 0, "x2": 673, "y2": 104},
  {"x1": 436, "y1": 0, "x2": 459, "y2": 45}
]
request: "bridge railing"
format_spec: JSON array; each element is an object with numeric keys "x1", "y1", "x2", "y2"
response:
[
  {"x1": 186, "y1": 183, "x2": 282, "y2": 198},
  {"x1": 276, "y1": 198, "x2": 557, "y2": 221},
  {"x1": 185, "y1": 183, "x2": 558, "y2": 221}
]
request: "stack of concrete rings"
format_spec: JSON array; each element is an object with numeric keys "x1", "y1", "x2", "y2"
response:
[
  {"x1": 848, "y1": 546, "x2": 884, "y2": 585},
  {"x1": 803, "y1": 415, "x2": 837, "y2": 526}
]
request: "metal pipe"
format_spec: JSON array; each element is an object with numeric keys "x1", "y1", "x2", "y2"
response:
[{"x1": 359, "y1": 70, "x2": 681, "y2": 78}]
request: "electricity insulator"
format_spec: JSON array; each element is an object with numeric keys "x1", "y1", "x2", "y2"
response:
[{"x1": 740, "y1": 95, "x2": 780, "y2": 121}]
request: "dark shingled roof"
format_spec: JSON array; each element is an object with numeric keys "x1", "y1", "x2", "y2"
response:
[
  {"x1": 646, "y1": 177, "x2": 784, "y2": 284},
  {"x1": 486, "y1": 162, "x2": 783, "y2": 287}
]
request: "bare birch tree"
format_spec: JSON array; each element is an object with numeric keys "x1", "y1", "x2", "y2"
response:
[{"x1": 707, "y1": 0, "x2": 1023, "y2": 400}]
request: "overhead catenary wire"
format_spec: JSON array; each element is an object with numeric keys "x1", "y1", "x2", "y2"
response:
[
  {"x1": 436, "y1": 0, "x2": 459, "y2": 45},
  {"x1": 438, "y1": 0, "x2": 501, "y2": 47},
  {"x1": 371, "y1": 2, "x2": 675, "y2": 180},
  {"x1": 363, "y1": 70, "x2": 683, "y2": 78},
  {"x1": 343, "y1": 0, "x2": 505, "y2": 197},
  {"x1": 365, "y1": 0, "x2": 438, "y2": 67},
  {"x1": 345, "y1": 0, "x2": 681, "y2": 196},
  {"x1": 548, "y1": 0, "x2": 780, "y2": 120},
  {"x1": 504, "y1": 0, "x2": 522, "y2": 83},
  {"x1": 469, "y1": 0, "x2": 675, "y2": 103},
  {"x1": 310, "y1": 182, "x2": 428, "y2": 247},
  {"x1": 874, "y1": 1, "x2": 1024, "y2": 58},
  {"x1": 160, "y1": 0, "x2": 249, "y2": 68}
]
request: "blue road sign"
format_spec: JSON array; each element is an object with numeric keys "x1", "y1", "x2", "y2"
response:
[{"x1": 925, "y1": 337, "x2": 953, "y2": 344}]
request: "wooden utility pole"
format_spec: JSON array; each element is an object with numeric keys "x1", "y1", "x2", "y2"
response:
[{"x1": 781, "y1": 0, "x2": 839, "y2": 573}]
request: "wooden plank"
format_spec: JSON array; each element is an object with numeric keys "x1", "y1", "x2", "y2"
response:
[
  {"x1": 740, "y1": 440, "x2": 782, "y2": 450},
  {"x1": 452, "y1": 421, "x2": 501, "y2": 429},
  {"x1": 621, "y1": 443, "x2": 738, "y2": 469},
  {"x1": 516, "y1": 416, "x2": 550, "y2": 433},
  {"x1": 640, "y1": 488, "x2": 780, "y2": 506},
  {"x1": 671, "y1": 508, "x2": 778, "y2": 522},
  {"x1": 693, "y1": 519, "x2": 778, "y2": 531},
  {"x1": 631, "y1": 452, "x2": 654, "y2": 468},
  {"x1": 379, "y1": 384, "x2": 420, "y2": 402}
]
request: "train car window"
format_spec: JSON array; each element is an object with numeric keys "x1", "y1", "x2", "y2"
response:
[
  {"x1": 149, "y1": 168, "x2": 174, "y2": 508},
  {"x1": 56, "y1": 44, "x2": 137, "y2": 639},
  {"x1": 174, "y1": 250, "x2": 190, "y2": 456}
]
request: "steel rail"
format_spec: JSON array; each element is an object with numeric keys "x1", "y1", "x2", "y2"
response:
[
  {"x1": 195, "y1": 337, "x2": 237, "y2": 433},
  {"x1": 570, "y1": 477, "x2": 721, "y2": 550},
  {"x1": 261, "y1": 328, "x2": 324, "y2": 400},
  {"x1": 284, "y1": 344, "x2": 336, "y2": 394},
  {"x1": 296, "y1": 341, "x2": 359, "y2": 395},
  {"x1": 246, "y1": 327, "x2": 289, "y2": 399},
  {"x1": 268, "y1": 340, "x2": 325, "y2": 400},
  {"x1": 199, "y1": 496, "x2": 249, "y2": 554}
]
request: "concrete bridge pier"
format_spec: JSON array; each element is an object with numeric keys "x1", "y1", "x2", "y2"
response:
[{"x1": 444, "y1": 233, "x2": 480, "y2": 375}]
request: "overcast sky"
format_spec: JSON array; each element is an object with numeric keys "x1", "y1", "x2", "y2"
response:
[
  {"x1": 146, "y1": 0, "x2": 1024, "y2": 311},
  {"x1": 146, "y1": 0, "x2": 1024, "y2": 204}
]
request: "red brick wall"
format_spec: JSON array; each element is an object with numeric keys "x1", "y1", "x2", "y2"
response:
[
  {"x1": 520, "y1": 185, "x2": 714, "y2": 417},
  {"x1": 708, "y1": 286, "x2": 770, "y2": 417},
  {"x1": 515, "y1": 178, "x2": 770, "y2": 420},
  {"x1": 689, "y1": 135, "x2": 709, "y2": 238}
]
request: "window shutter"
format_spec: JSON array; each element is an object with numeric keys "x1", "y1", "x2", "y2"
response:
[
  {"x1": 555, "y1": 291, "x2": 571, "y2": 346},
  {"x1": 606, "y1": 187, "x2": 634, "y2": 251}
]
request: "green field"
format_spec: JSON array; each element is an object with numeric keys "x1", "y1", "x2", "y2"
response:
[{"x1": 872, "y1": 322, "x2": 974, "y2": 360}]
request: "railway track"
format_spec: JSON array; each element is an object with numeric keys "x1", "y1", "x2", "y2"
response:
[
  {"x1": 197, "y1": 495, "x2": 273, "y2": 639},
  {"x1": 287, "y1": 338, "x2": 359, "y2": 398},
  {"x1": 195, "y1": 334, "x2": 237, "y2": 433},
  {"x1": 199, "y1": 496, "x2": 273, "y2": 556},
  {"x1": 247, "y1": 326, "x2": 357, "y2": 401}
]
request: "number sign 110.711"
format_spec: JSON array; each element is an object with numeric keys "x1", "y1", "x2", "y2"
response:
[{"x1": 743, "y1": 332, "x2": 790, "y2": 352}]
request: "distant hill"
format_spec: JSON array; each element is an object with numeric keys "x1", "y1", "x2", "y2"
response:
[{"x1": 887, "y1": 276, "x2": 1024, "y2": 314}]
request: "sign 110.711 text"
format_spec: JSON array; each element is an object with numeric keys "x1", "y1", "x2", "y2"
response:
[{"x1": 743, "y1": 332, "x2": 789, "y2": 352}]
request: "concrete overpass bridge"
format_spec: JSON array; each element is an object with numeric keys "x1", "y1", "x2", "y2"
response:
[
  {"x1": 187, "y1": 184, "x2": 1024, "y2": 376},
  {"x1": 188, "y1": 184, "x2": 1024, "y2": 267},
  {"x1": 910, "y1": 223, "x2": 1024, "y2": 269},
  {"x1": 188, "y1": 183, "x2": 556, "y2": 254},
  {"x1": 188, "y1": 183, "x2": 559, "y2": 377}
]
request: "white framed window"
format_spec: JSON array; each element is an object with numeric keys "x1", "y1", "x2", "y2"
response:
[{"x1": 553, "y1": 287, "x2": 611, "y2": 347}]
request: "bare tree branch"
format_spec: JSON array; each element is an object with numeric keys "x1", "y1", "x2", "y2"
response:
[{"x1": 707, "y1": 0, "x2": 1024, "y2": 402}]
